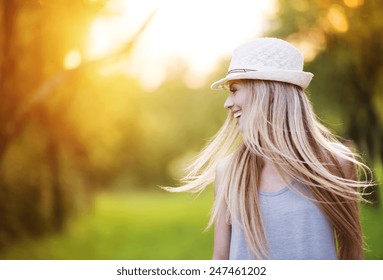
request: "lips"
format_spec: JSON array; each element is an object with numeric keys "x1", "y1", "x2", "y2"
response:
[{"x1": 233, "y1": 111, "x2": 242, "y2": 119}]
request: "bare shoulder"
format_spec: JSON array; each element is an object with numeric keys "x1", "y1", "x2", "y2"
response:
[{"x1": 328, "y1": 142, "x2": 356, "y2": 180}]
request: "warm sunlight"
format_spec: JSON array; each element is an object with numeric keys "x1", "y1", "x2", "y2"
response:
[
  {"x1": 85, "y1": 0, "x2": 277, "y2": 90},
  {"x1": 64, "y1": 50, "x2": 82, "y2": 69},
  {"x1": 327, "y1": 5, "x2": 349, "y2": 33},
  {"x1": 2, "y1": 0, "x2": 383, "y2": 266},
  {"x1": 88, "y1": 18, "x2": 116, "y2": 58},
  {"x1": 343, "y1": 0, "x2": 364, "y2": 8}
]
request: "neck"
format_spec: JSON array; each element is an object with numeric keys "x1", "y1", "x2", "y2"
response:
[{"x1": 259, "y1": 158, "x2": 291, "y2": 192}]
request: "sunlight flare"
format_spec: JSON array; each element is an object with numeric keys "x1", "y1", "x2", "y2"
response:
[
  {"x1": 64, "y1": 50, "x2": 82, "y2": 69},
  {"x1": 327, "y1": 5, "x2": 349, "y2": 33},
  {"x1": 343, "y1": 0, "x2": 364, "y2": 8},
  {"x1": 85, "y1": 0, "x2": 276, "y2": 89}
]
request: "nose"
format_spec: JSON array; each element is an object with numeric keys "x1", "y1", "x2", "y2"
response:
[{"x1": 224, "y1": 93, "x2": 234, "y2": 109}]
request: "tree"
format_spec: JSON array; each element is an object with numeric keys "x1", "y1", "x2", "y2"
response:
[{"x1": 0, "y1": 0, "x2": 152, "y2": 249}]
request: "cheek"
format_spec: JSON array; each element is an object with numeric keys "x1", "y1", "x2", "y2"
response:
[{"x1": 237, "y1": 91, "x2": 249, "y2": 107}]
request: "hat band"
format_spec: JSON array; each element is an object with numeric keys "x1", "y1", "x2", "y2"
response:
[{"x1": 227, "y1": 69, "x2": 258, "y2": 75}]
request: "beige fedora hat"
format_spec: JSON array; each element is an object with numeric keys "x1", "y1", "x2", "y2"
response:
[{"x1": 211, "y1": 38, "x2": 313, "y2": 90}]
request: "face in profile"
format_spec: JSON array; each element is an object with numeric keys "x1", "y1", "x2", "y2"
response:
[{"x1": 224, "y1": 80, "x2": 248, "y2": 132}]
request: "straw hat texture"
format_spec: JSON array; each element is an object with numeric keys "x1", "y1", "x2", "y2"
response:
[{"x1": 211, "y1": 38, "x2": 313, "y2": 90}]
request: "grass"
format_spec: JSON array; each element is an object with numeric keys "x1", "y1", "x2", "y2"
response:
[
  {"x1": 0, "y1": 190, "x2": 214, "y2": 260},
  {"x1": 361, "y1": 205, "x2": 383, "y2": 259},
  {"x1": 0, "y1": 188, "x2": 382, "y2": 260}
]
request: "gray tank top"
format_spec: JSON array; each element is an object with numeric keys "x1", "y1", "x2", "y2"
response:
[{"x1": 229, "y1": 183, "x2": 337, "y2": 260}]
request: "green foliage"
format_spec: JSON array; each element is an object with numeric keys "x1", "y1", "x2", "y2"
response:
[{"x1": 63, "y1": 71, "x2": 227, "y2": 189}]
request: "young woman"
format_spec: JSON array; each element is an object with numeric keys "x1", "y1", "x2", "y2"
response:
[{"x1": 165, "y1": 38, "x2": 372, "y2": 260}]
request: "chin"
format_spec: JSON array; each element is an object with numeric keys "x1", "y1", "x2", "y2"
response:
[{"x1": 237, "y1": 123, "x2": 243, "y2": 133}]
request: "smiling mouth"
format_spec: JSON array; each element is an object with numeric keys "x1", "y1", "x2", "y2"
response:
[{"x1": 233, "y1": 111, "x2": 242, "y2": 119}]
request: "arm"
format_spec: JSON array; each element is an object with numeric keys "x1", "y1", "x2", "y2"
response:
[{"x1": 212, "y1": 160, "x2": 231, "y2": 260}]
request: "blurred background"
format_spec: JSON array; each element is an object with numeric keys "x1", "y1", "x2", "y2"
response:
[{"x1": 0, "y1": 0, "x2": 382, "y2": 259}]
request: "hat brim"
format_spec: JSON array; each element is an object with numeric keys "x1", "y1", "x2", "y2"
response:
[{"x1": 210, "y1": 70, "x2": 314, "y2": 90}]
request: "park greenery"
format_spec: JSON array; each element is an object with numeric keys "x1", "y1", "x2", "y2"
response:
[{"x1": 0, "y1": 0, "x2": 382, "y2": 259}]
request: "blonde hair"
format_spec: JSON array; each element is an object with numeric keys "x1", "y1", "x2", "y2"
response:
[{"x1": 165, "y1": 80, "x2": 373, "y2": 259}]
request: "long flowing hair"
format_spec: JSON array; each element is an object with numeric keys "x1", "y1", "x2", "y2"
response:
[{"x1": 165, "y1": 80, "x2": 373, "y2": 259}]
